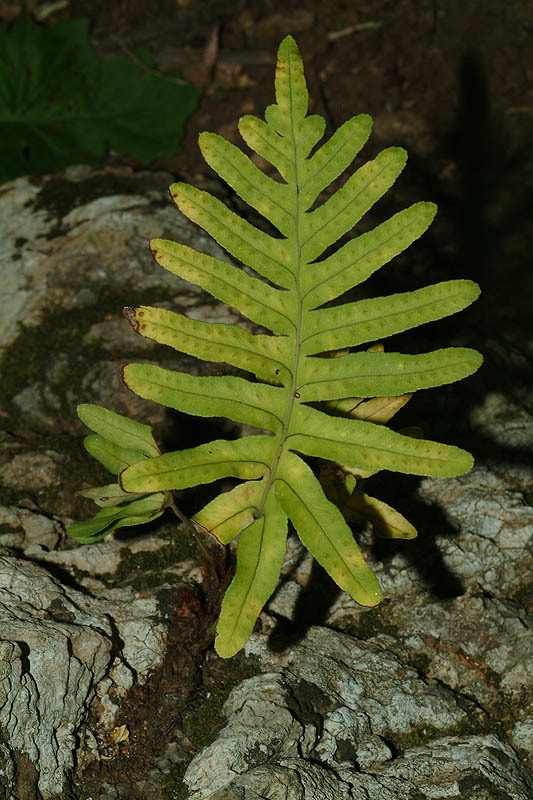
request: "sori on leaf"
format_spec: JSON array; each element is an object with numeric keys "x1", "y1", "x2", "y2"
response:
[{"x1": 69, "y1": 35, "x2": 482, "y2": 658}]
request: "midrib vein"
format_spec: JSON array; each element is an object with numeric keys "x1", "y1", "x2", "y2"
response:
[{"x1": 255, "y1": 53, "x2": 303, "y2": 519}]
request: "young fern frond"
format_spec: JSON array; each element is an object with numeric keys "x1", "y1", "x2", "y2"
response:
[{"x1": 70, "y1": 36, "x2": 482, "y2": 658}]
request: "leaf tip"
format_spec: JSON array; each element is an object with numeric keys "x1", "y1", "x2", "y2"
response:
[
  {"x1": 198, "y1": 130, "x2": 213, "y2": 150},
  {"x1": 121, "y1": 363, "x2": 132, "y2": 389},
  {"x1": 76, "y1": 403, "x2": 90, "y2": 422},
  {"x1": 279, "y1": 33, "x2": 298, "y2": 52},
  {"x1": 168, "y1": 183, "x2": 183, "y2": 204},
  {"x1": 122, "y1": 305, "x2": 145, "y2": 335}
]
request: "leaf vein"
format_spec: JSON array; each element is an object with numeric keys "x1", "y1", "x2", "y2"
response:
[
  {"x1": 301, "y1": 159, "x2": 395, "y2": 250},
  {"x1": 302, "y1": 215, "x2": 420, "y2": 302},
  {"x1": 302, "y1": 291, "x2": 463, "y2": 346}
]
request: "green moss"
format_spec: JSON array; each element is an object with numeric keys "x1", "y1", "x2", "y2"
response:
[
  {"x1": 161, "y1": 654, "x2": 263, "y2": 799},
  {"x1": 0, "y1": 284, "x2": 173, "y2": 423},
  {"x1": 391, "y1": 721, "x2": 445, "y2": 750},
  {"x1": 96, "y1": 523, "x2": 202, "y2": 590},
  {"x1": 33, "y1": 174, "x2": 147, "y2": 223},
  {"x1": 389, "y1": 714, "x2": 487, "y2": 752},
  {"x1": 0, "y1": 280, "x2": 180, "y2": 519},
  {"x1": 389, "y1": 689, "x2": 521, "y2": 755},
  {"x1": 343, "y1": 599, "x2": 399, "y2": 640}
]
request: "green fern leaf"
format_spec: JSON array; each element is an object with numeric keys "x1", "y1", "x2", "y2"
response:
[{"x1": 113, "y1": 35, "x2": 480, "y2": 658}]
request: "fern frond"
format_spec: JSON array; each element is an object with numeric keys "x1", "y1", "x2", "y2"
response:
[{"x1": 112, "y1": 35, "x2": 481, "y2": 657}]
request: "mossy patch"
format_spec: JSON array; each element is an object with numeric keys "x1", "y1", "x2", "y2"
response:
[
  {"x1": 343, "y1": 599, "x2": 400, "y2": 640},
  {"x1": 30, "y1": 172, "x2": 169, "y2": 229},
  {"x1": 161, "y1": 652, "x2": 263, "y2": 799},
  {"x1": 0, "y1": 283, "x2": 172, "y2": 424},
  {"x1": 0, "y1": 281, "x2": 180, "y2": 519},
  {"x1": 388, "y1": 687, "x2": 519, "y2": 756},
  {"x1": 95, "y1": 522, "x2": 202, "y2": 591}
]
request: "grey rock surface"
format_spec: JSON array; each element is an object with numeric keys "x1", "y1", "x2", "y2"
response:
[
  {"x1": 180, "y1": 390, "x2": 533, "y2": 796},
  {"x1": 0, "y1": 165, "x2": 531, "y2": 799},
  {"x1": 0, "y1": 555, "x2": 170, "y2": 798},
  {"x1": 0, "y1": 166, "x2": 227, "y2": 798},
  {"x1": 182, "y1": 627, "x2": 533, "y2": 799},
  {"x1": 0, "y1": 168, "x2": 224, "y2": 352}
]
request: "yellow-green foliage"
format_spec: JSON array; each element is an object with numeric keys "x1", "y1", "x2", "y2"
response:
[{"x1": 69, "y1": 36, "x2": 482, "y2": 659}]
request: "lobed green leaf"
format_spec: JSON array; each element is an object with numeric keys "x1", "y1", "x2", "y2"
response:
[
  {"x1": 275, "y1": 453, "x2": 382, "y2": 606},
  {"x1": 322, "y1": 393, "x2": 412, "y2": 423},
  {"x1": 299, "y1": 115, "x2": 373, "y2": 211},
  {"x1": 298, "y1": 347, "x2": 483, "y2": 402},
  {"x1": 194, "y1": 480, "x2": 264, "y2": 544},
  {"x1": 302, "y1": 202, "x2": 437, "y2": 310},
  {"x1": 123, "y1": 304, "x2": 291, "y2": 385},
  {"x1": 341, "y1": 489, "x2": 418, "y2": 540},
  {"x1": 120, "y1": 436, "x2": 275, "y2": 494},
  {"x1": 77, "y1": 403, "x2": 159, "y2": 457},
  {"x1": 170, "y1": 182, "x2": 294, "y2": 289},
  {"x1": 288, "y1": 404, "x2": 474, "y2": 478},
  {"x1": 67, "y1": 493, "x2": 167, "y2": 543},
  {"x1": 302, "y1": 280, "x2": 481, "y2": 355},
  {"x1": 215, "y1": 493, "x2": 288, "y2": 658},
  {"x1": 77, "y1": 482, "x2": 147, "y2": 508},
  {"x1": 149, "y1": 238, "x2": 293, "y2": 335},
  {"x1": 83, "y1": 435, "x2": 150, "y2": 476},
  {"x1": 300, "y1": 148, "x2": 407, "y2": 263},
  {"x1": 238, "y1": 115, "x2": 293, "y2": 182},
  {"x1": 71, "y1": 35, "x2": 483, "y2": 658},
  {"x1": 199, "y1": 132, "x2": 292, "y2": 236},
  {"x1": 122, "y1": 363, "x2": 286, "y2": 433}
]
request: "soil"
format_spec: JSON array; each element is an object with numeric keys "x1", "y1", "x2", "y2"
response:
[{"x1": 2, "y1": 1, "x2": 532, "y2": 798}]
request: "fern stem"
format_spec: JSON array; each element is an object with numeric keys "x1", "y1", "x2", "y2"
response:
[
  {"x1": 255, "y1": 50, "x2": 304, "y2": 519},
  {"x1": 168, "y1": 495, "x2": 222, "y2": 581}
]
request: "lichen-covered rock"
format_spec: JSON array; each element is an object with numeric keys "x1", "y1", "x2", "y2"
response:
[
  {"x1": 181, "y1": 396, "x2": 533, "y2": 797},
  {"x1": 1, "y1": 164, "x2": 532, "y2": 799},
  {"x1": 0, "y1": 555, "x2": 170, "y2": 799},
  {"x1": 182, "y1": 628, "x2": 533, "y2": 799},
  {"x1": 0, "y1": 504, "x2": 61, "y2": 550},
  {"x1": 0, "y1": 168, "x2": 226, "y2": 351}
]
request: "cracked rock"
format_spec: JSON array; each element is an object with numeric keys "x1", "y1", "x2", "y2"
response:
[
  {"x1": 182, "y1": 628, "x2": 533, "y2": 800},
  {"x1": 0, "y1": 555, "x2": 169, "y2": 799},
  {"x1": 0, "y1": 505, "x2": 61, "y2": 550}
]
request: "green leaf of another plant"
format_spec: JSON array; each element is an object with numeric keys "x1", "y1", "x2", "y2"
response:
[{"x1": 0, "y1": 14, "x2": 201, "y2": 183}]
